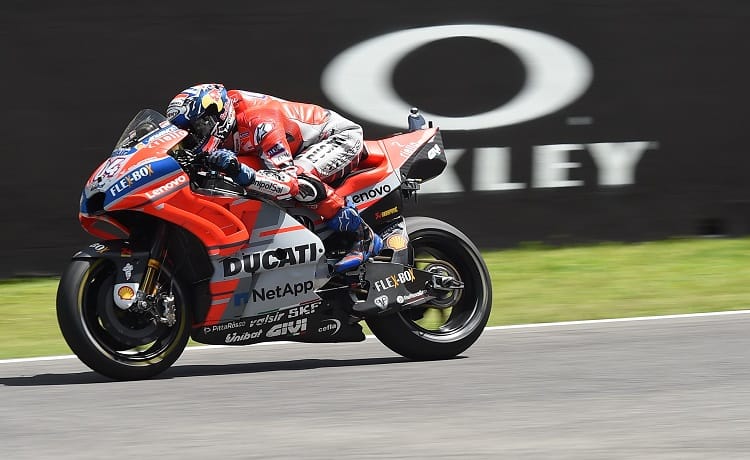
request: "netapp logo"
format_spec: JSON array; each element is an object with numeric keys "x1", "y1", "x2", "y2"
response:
[
  {"x1": 322, "y1": 24, "x2": 592, "y2": 131},
  {"x1": 252, "y1": 281, "x2": 314, "y2": 302},
  {"x1": 222, "y1": 243, "x2": 317, "y2": 277}
]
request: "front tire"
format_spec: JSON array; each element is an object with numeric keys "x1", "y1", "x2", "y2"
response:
[
  {"x1": 367, "y1": 216, "x2": 492, "y2": 360},
  {"x1": 56, "y1": 258, "x2": 191, "y2": 380}
]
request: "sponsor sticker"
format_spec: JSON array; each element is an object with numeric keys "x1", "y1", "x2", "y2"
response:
[
  {"x1": 145, "y1": 175, "x2": 187, "y2": 200},
  {"x1": 351, "y1": 184, "x2": 392, "y2": 204},
  {"x1": 266, "y1": 319, "x2": 308, "y2": 338},
  {"x1": 122, "y1": 263, "x2": 134, "y2": 281},
  {"x1": 427, "y1": 144, "x2": 442, "y2": 159},
  {"x1": 373, "y1": 268, "x2": 415, "y2": 292},
  {"x1": 117, "y1": 285, "x2": 135, "y2": 300},
  {"x1": 385, "y1": 234, "x2": 408, "y2": 251},
  {"x1": 225, "y1": 330, "x2": 264, "y2": 343},
  {"x1": 204, "y1": 320, "x2": 247, "y2": 334},
  {"x1": 375, "y1": 206, "x2": 399, "y2": 220},
  {"x1": 374, "y1": 295, "x2": 389, "y2": 309},
  {"x1": 396, "y1": 290, "x2": 427, "y2": 305},
  {"x1": 89, "y1": 243, "x2": 109, "y2": 253},
  {"x1": 222, "y1": 243, "x2": 318, "y2": 277},
  {"x1": 318, "y1": 319, "x2": 341, "y2": 335},
  {"x1": 108, "y1": 164, "x2": 155, "y2": 197},
  {"x1": 251, "y1": 281, "x2": 314, "y2": 302},
  {"x1": 254, "y1": 122, "x2": 274, "y2": 144}
]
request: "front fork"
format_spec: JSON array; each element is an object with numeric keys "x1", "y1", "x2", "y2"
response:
[
  {"x1": 140, "y1": 223, "x2": 168, "y2": 296},
  {"x1": 130, "y1": 223, "x2": 177, "y2": 326}
]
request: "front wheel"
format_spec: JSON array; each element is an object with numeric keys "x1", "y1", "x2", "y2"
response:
[
  {"x1": 367, "y1": 216, "x2": 492, "y2": 360},
  {"x1": 56, "y1": 258, "x2": 191, "y2": 380}
]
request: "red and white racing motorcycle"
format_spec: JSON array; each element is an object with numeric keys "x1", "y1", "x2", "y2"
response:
[{"x1": 56, "y1": 108, "x2": 492, "y2": 380}]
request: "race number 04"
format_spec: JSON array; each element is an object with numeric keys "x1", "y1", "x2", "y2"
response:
[{"x1": 321, "y1": 24, "x2": 593, "y2": 131}]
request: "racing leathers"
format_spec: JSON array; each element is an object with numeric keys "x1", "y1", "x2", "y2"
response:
[{"x1": 210, "y1": 90, "x2": 381, "y2": 272}]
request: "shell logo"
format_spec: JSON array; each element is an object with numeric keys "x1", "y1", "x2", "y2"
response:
[
  {"x1": 117, "y1": 285, "x2": 135, "y2": 300},
  {"x1": 386, "y1": 234, "x2": 408, "y2": 251}
]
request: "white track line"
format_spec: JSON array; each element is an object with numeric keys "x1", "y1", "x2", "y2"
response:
[{"x1": 3, "y1": 309, "x2": 750, "y2": 365}]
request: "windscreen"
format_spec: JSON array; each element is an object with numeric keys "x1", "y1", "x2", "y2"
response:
[{"x1": 114, "y1": 109, "x2": 170, "y2": 149}]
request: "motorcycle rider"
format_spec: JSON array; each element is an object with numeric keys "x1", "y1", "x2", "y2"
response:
[{"x1": 166, "y1": 83, "x2": 382, "y2": 273}]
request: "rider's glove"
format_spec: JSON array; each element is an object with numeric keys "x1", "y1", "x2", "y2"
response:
[
  {"x1": 235, "y1": 163, "x2": 256, "y2": 187},
  {"x1": 207, "y1": 149, "x2": 239, "y2": 172},
  {"x1": 207, "y1": 149, "x2": 256, "y2": 186}
]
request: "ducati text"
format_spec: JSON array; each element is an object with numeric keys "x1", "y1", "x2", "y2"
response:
[{"x1": 222, "y1": 243, "x2": 317, "y2": 277}]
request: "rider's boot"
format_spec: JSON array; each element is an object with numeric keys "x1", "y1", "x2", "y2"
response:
[
  {"x1": 334, "y1": 220, "x2": 383, "y2": 273},
  {"x1": 327, "y1": 199, "x2": 383, "y2": 273}
]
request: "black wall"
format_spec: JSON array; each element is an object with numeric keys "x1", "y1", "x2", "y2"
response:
[{"x1": 1, "y1": 0, "x2": 748, "y2": 276}]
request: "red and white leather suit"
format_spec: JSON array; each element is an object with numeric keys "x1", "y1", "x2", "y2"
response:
[{"x1": 219, "y1": 90, "x2": 364, "y2": 220}]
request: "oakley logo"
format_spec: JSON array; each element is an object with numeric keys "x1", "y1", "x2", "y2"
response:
[{"x1": 322, "y1": 24, "x2": 593, "y2": 131}]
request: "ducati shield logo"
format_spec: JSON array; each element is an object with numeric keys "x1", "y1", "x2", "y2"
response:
[{"x1": 322, "y1": 24, "x2": 593, "y2": 131}]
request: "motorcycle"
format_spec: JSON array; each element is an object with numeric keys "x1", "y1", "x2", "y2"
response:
[{"x1": 56, "y1": 108, "x2": 492, "y2": 380}]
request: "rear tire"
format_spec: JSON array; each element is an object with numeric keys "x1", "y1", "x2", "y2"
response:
[
  {"x1": 366, "y1": 217, "x2": 492, "y2": 360},
  {"x1": 56, "y1": 258, "x2": 191, "y2": 380}
]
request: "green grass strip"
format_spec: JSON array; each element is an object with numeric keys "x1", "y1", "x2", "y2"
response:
[{"x1": 1, "y1": 237, "x2": 749, "y2": 359}]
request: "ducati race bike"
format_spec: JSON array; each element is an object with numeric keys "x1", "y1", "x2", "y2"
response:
[{"x1": 56, "y1": 108, "x2": 492, "y2": 380}]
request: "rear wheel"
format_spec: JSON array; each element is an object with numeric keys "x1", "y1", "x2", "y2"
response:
[
  {"x1": 56, "y1": 258, "x2": 191, "y2": 380},
  {"x1": 366, "y1": 217, "x2": 492, "y2": 359}
]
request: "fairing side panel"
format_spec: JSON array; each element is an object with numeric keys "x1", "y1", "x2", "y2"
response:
[{"x1": 200, "y1": 204, "x2": 328, "y2": 326}]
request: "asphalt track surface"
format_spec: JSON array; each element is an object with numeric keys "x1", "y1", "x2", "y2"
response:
[{"x1": 2, "y1": 312, "x2": 750, "y2": 459}]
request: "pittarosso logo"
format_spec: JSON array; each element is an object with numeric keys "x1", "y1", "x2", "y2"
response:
[{"x1": 322, "y1": 24, "x2": 658, "y2": 193}]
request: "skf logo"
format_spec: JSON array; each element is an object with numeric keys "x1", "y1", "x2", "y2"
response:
[{"x1": 373, "y1": 268, "x2": 415, "y2": 292}]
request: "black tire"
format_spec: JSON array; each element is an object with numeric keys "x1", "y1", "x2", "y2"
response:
[
  {"x1": 56, "y1": 258, "x2": 191, "y2": 380},
  {"x1": 366, "y1": 216, "x2": 492, "y2": 360}
]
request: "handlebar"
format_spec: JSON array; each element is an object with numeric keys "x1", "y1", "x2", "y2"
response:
[{"x1": 170, "y1": 148, "x2": 247, "y2": 197}]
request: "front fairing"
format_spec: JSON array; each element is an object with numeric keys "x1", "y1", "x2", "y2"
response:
[{"x1": 81, "y1": 116, "x2": 189, "y2": 215}]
